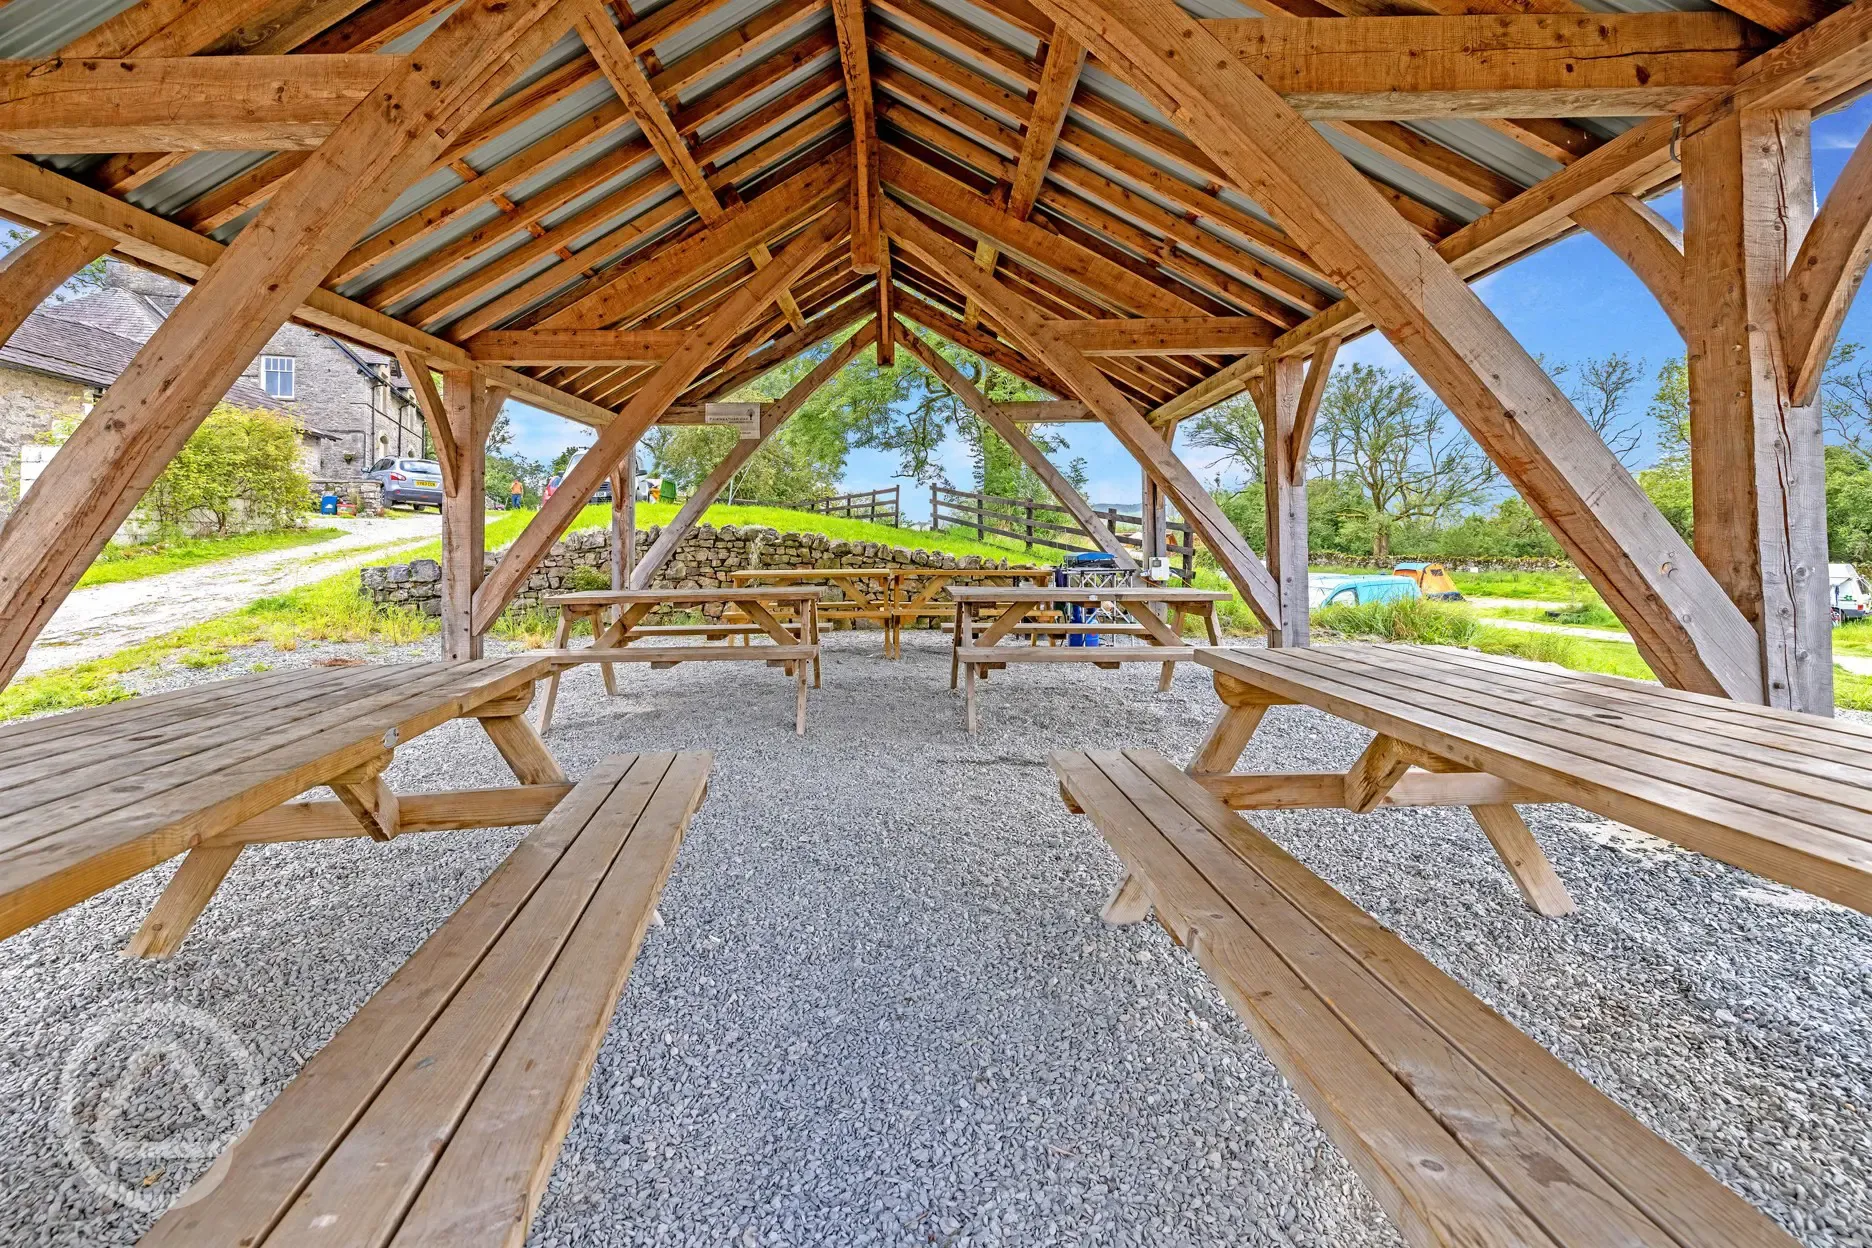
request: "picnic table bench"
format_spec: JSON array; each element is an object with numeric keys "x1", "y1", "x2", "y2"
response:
[
  {"x1": 1051, "y1": 747, "x2": 1802, "y2": 1248},
  {"x1": 536, "y1": 586, "x2": 822, "y2": 735},
  {"x1": 0, "y1": 656, "x2": 568, "y2": 951},
  {"x1": 948, "y1": 586, "x2": 1229, "y2": 732},
  {"x1": 1051, "y1": 641, "x2": 1870, "y2": 1246},
  {"x1": 730, "y1": 565, "x2": 1058, "y2": 658},
  {"x1": 140, "y1": 749, "x2": 711, "y2": 1248}
]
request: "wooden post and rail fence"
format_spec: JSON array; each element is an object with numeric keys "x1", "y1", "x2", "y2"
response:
[
  {"x1": 782, "y1": 485, "x2": 901, "y2": 526},
  {"x1": 929, "y1": 486, "x2": 1197, "y2": 582}
]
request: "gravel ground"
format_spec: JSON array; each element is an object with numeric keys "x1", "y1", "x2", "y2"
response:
[{"x1": 1, "y1": 631, "x2": 1868, "y2": 1247}]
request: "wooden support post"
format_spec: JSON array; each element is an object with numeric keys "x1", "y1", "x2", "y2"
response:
[
  {"x1": 440, "y1": 370, "x2": 504, "y2": 661},
  {"x1": 897, "y1": 330, "x2": 1135, "y2": 569},
  {"x1": 1033, "y1": 0, "x2": 1763, "y2": 702},
  {"x1": 1101, "y1": 873, "x2": 1152, "y2": 925},
  {"x1": 478, "y1": 714, "x2": 569, "y2": 786},
  {"x1": 0, "y1": 223, "x2": 112, "y2": 347},
  {"x1": 124, "y1": 845, "x2": 243, "y2": 959},
  {"x1": 0, "y1": 0, "x2": 570, "y2": 692},
  {"x1": 330, "y1": 752, "x2": 400, "y2": 843},
  {"x1": 1684, "y1": 107, "x2": 1832, "y2": 712},
  {"x1": 1343, "y1": 734, "x2": 1414, "y2": 813},
  {"x1": 1255, "y1": 339, "x2": 1335, "y2": 648},
  {"x1": 612, "y1": 451, "x2": 636, "y2": 589}
]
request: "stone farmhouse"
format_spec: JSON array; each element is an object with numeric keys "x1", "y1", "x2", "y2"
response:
[{"x1": 1, "y1": 259, "x2": 425, "y2": 516}]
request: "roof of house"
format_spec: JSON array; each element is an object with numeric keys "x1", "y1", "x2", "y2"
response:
[{"x1": 1, "y1": 309, "x2": 336, "y2": 436}]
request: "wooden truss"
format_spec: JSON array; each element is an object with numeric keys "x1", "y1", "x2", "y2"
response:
[{"x1": 0, "y1": 0, "x2": 1867, "y2": 711}]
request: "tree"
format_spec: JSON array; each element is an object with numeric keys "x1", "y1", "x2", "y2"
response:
[
  {"x1": 1549, "y1": 352, "x2": 1643, "y2": 466},
  {"x1": 1309, "y1": 362, "x2": 1496, "y2": 558},
  {"x1": 1183, "y1": 391, "x2": 1263, "y2": 486},
  {"x1": 137, "y1": 405, "x2": 311, "y2": 534},
  {"x1": 1822, "y1": 342, "x2": 1872, "y2": 465},
  {"x1": 1649, "y1": 357, "x2": 1691, "y2": 466}
]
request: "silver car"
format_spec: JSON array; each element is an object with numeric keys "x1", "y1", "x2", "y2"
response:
[{"x1": 363, "y1": 457, "x2": 444, "y2": 510}]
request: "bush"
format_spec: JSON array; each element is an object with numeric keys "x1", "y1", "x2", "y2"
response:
[
  {"x1": 1310, "y1": 596, "x2": 1480, "y2": 647},
  {"x1": 567, "y1": 565, "x2": 611, "y2": 592},
  {"x1": 138, "y1": 405, "x2": 311, "y2": 535}
]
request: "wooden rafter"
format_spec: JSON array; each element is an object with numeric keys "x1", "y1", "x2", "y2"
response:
[
  {"x1": 1574, "y1": 193, "x2": 1689, "y2": 341},
  {"x1": 575, "y1": 0, "x2": 808, "y2": 332},
  {"x1": 1780, "y1": 125, "x2": 1872, "y2": 407},
  {"x1": 0, "y1": 224, "x2": 112, "y2": 347}
]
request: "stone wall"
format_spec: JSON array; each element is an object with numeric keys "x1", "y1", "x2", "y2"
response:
[
  {"x1": 358, "y1": 522, "x2": 1028, "y2": 620},
  {"x1": 0, "y1": 365, "x2": 91, "y2": 521}
]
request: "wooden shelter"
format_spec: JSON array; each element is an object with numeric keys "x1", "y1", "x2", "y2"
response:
[{"x1": 0, "y1": 0, "x2": 1867, "y2": 715}]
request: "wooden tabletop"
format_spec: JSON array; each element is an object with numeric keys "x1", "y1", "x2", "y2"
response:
[
  {"x1": 1199, "y1": 644, "x2": 1872, "y2": 913},
  {"x1": 0, "y1": 656, "x2": 553, "y2": 941},
  {"x1": 948, "y1": 586, "x2": 1231, "y2": 602},
  {"x1": 545, "y1": 587, "x2": 826, "y2": 606}
]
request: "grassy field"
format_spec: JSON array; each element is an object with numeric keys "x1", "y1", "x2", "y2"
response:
[{"x1": 76, "y1": 526, "x2": 343, "y2": 587}]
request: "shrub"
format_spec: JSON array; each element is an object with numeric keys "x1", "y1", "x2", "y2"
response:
[
  {"x1": 138, "y1": 405, "x2": 311, "y2": 535},
  {"x1": 567, "y1": 565, "x2": 611, "y2": 592},
  {"x1": 1310, "y1": 596, "x2": 1479, "y2": 647}
]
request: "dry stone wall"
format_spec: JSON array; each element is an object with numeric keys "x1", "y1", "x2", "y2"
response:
[{"x1": 358, "y1": 522, "x2": 1028, "y2": 621}]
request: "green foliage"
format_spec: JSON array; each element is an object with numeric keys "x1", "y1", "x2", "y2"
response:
[
  {"x1": 1185, "y1": 391, "x2": 1263, "y2": 485},
  {"x1": 1638, "y1": 461, "x2": 1694, "y2": 542},
  {"x1": 1826, "y1": 444, "x2": 1872, "y2": 563},
  {"x1": 137, "y1": 405, "x2": 311, "y2": 535},
  {"x1": 1649, "y1": 357, "x2": 1690, "y2": 466},
  {"x1": 1311, "y1": 596, "x2": 1481, "y2": 647},
  {"x1": 567, "y1": 565, "x2": 611, "y2": 592}
]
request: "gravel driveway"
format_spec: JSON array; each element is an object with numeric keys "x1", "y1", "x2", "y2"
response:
[
  {"x1": 0, "y1": 633, "x2": 1866, "y2": 1247},
  {"x1": 17, "y1": 514, "x2": 442, "y2": 677}
]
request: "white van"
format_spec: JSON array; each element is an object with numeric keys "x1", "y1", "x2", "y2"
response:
[{"x1": 1830, "y1": 563, "x2": 1870, "y2": 622}]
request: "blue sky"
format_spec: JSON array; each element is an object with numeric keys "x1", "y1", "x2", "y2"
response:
[{"x1": 503, "y1": 98, "x2": 1872, "y2": 509}]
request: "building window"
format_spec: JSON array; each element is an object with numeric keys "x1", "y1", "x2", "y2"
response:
[{"x1": 261, "y1": 355, "x2": 296, "y2": 400}]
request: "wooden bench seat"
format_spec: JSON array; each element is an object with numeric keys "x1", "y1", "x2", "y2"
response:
[
  {"x1": 140, "y1": 750, "x2": 712, "y2": 1248},
  {"x1": 1051, "y1": 747, "x2": 1800, "y2": 1248}
]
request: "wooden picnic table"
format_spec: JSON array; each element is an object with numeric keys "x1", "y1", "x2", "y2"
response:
[
  {"x1": 949, "y1": 585, "x2": 1230, "y2": 733},
  {"x1": 537, "y1": 586, "x2": 822, "y2": 735},
  {"x1": 1193, "y1": 643, "x2": 1872, "y2": 914},
  {"x1": 730, "y1": 566, "x2": 896, "y2": 653},
  {"x1": 731, "y1": 565, "x2": 1058, "y2": 658},
  {"x1": 889, "y1": 566, "x2": 1057, "y2": 658},
  {"x1": 0, "y1": 656, "x2": 565, "y2": 952}
]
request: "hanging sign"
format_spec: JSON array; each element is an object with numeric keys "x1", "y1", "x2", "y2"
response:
[{"x1": 704, "y1": 402, "x2": 762, "y2": 439}]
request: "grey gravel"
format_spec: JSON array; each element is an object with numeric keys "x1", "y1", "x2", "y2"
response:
[{"x1": 1, "y1": 632, "x2": 1868, "y2": 1247}]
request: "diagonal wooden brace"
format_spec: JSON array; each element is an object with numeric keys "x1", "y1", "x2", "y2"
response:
[{"x1": 331, "y1": 750, "x2": 399, "y2": 842}]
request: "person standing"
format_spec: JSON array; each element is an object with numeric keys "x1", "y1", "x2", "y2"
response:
[{"x1": 509, "y1": 476, "x2": 525, "y2": 510}]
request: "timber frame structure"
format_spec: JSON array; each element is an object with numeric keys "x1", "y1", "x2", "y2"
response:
[{"x1": 0, "y1": 0, "x2": 1868, "y2": 712}]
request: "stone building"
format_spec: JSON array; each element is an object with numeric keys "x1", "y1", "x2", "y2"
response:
[
  {"x1": 26, "y1": 260, "x2": 426, "y2": 483},
  {"x1": 0, "y1": 308, "x2": 335, "y2": 519}
]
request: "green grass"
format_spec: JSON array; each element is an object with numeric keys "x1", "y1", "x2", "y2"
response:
[
  {"x1": 1479, "y1": 603, "x2": 1627, "y2": 632},
  {"x1": 1444, "y1": 567, "x2": 1600, "y2": 602},
  {"x1": 75, "y1": 526, "x2": 343, "y2": 587}
]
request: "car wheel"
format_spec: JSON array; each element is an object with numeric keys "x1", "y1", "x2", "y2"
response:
[{"x1": 1833, "y1": 606, "x2": 1843, "y2": 624}]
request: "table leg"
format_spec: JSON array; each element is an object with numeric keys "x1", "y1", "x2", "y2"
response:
[
  {"x1": 951, "y1": 603, "x2": 969, "y2": 689},
  {"x1": 1203, "y1": 603, "x2": 1222, "y2": 645},
  {"x1": 600, "y1": 607, "x2": 619, "y2": 696},
  {"x1": 480, "y1": 714, "x2": 568, "y2": 785},
  {"x1": 965, "y1": 658, "x2": 978, "y2": 734},
  {"x1": 795, "y1": 649, "x2": 809, "y2": 736},
  {"x1": 808, "y1": 599, "x2": 822, "y2": 688},
  {"x1": 537, "y1": 613, "x2": 573, "y2": 734},
  {"x1": 124, "y1": 845, "x2": 244, "y2": 959},
  {"x1": 1101, "y1": 873, "x2": 1151, "y2": 926},
  {"x1": 1470, "y1": 805, "x2": 1576, "y2": 917},
  {"x1": 1188, "y1": 703, "x2": 1269, "y2": 778},
  {"x1": 1158, "y1": 606, "x2": 1187, "y2": 691}
]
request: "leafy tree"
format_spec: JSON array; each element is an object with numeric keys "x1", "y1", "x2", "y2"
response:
[
  {"x1": 1309, "y1": 362, "x2": 1495, "y2": 558},
  {"x1": 1825, "y1": 444, "x2": 1872, "y2": 563},
  {"x1": 1822, "y1": 342, "x2": 1872, "y2": 464},
  {"x1": 137, "y1": 405, "x2": 311, "y2": 534},
  {"x1": 1183, "y1": 391, "x2": 1263, "y2": 486},
  {"x1": 1649, "y1": 357, "x2": 1691, "y2": 466}
]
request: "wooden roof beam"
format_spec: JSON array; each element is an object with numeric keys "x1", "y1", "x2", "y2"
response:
[
  {"x1": 829, "y1": 0, "x2": 880, "y2": 273},
  {"x1": 465, "y1": 329, "x2": 687, "y2": 365},
  {"x1": 966, "y1": 28, "x2": 1085, "y2": 327},
  {"x1": 1047, "y1": 318, "x2": 1276, "y2": 356},
  {"x1": 1204, "y1": 14, "x2": 1760, "y2": 119},
  {"x1": 0, "y1": 56, "x2": 401, "y2": 153}
]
